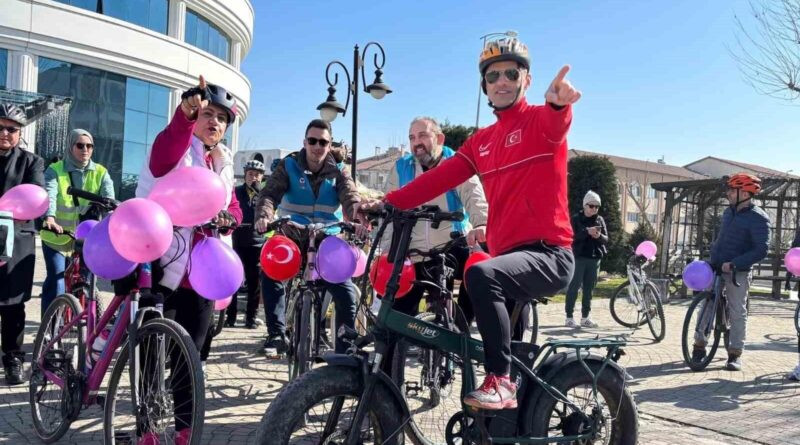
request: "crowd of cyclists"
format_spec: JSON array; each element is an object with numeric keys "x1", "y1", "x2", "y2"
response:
[{"x1": 0, "y1": 31, "x2": 788, "y2": 443}]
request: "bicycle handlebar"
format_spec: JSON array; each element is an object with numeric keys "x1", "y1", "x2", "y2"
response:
[
  {"x1": 261, "y1": 216, "x2": 356, "y2": 235},
  {"x1": 365, "y1": 204, "x2": 464, "y2": 225},
  {"x1": 66, "y1": 186, "x2": 119, "y2": 211}
]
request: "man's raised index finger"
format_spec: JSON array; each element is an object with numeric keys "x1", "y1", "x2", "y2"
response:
[
  {"x1": 551, "y1": 65, "x2": 571, "y2": 86},
  {"x1": 199, "y1": 74, "x2": 207, "y2": 90}
]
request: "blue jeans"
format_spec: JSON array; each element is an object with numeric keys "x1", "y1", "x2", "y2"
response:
[
  {"x1": 41, "y1": 243, "x2": 66, "y2": 318},
  {"x1": 261, "y1": 271, "x2": 357, "y2": 353}
]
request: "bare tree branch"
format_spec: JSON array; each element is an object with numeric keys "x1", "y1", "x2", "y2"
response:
[{"x1": 730, "y1": 0, "x2": 800, "y2": 101}]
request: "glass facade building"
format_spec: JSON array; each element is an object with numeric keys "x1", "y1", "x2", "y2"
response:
[{"x1": 37, "y1": 57, "x2": 169, "y2": 200}]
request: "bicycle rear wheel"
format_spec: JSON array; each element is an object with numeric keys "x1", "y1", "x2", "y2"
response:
[
  {"x1": 681, "y1": 292, "x2": 721, "y2": 371},
  {"x1": 610, "y1": 281, "x2": 646, "y2": 328},
  {"x1": 29, "y1": 294, "x2": 85, "y2": 443},
  {"x1": 643, "y1": 281, "x2": 666, "y2": 342},
  {"x1": 391, "y1": 312, "x2": 463, "y2": 445},
  {"x1": 103, "y1": 317, "x2": 204, "y2": 445}
]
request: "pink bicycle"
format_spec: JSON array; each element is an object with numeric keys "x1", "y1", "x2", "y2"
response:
[{"x1": 29, "y1": 187, "x2": 204, "y2": 445}]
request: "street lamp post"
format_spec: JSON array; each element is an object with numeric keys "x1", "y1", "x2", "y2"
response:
[{"x1": 317, "y1": 42, "x2": 392, "y2": 179}]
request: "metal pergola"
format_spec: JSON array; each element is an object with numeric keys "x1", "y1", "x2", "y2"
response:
[{"x1": 652, "y1": 176, "x2": 800, "y2": 299}]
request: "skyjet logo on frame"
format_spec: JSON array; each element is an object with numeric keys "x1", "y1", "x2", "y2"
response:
[{"x1": 407, "y1": 322, "x2": 440, "y2": 339}]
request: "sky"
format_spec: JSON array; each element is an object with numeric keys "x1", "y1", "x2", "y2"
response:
[{"x1": 239, "y1": 0, "x2": 800, "y2": 172}]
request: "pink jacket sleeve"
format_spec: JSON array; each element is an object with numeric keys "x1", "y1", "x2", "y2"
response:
[{"x1": 149, "y1": 106, "x2": 196, "y2": 178}]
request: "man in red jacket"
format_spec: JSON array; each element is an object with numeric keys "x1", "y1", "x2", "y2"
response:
[{"x1": 358, "y1": 34, "x2": 581, "y2": 410}]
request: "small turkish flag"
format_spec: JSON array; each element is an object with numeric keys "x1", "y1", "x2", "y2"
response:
[{"x1": 505, "y1": 129, "x2": 522, "y2": 147}]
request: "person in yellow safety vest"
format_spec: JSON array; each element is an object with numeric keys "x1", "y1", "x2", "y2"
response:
[{"x1": 40, "y1": 129, "x2": 115, "y2": 317}]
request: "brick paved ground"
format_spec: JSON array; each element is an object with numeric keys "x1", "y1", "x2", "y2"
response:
[{"x1": 3, "y1": 251, "x2": 800, "y2": 444}]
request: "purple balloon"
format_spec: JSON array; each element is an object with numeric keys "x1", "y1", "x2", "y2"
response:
[
  {"x1": 83, "y1": 217, "x2": 137, "y2": 280},
  {"x1": 317, "y1": 236, "x2": 357, "y2": 284},
  {"x1": 683, "y1": 260, "x2": 713, "y2": 291},
  {"x1": 189, "y1": 238, "x2": 244, "y2": 301},
  {"x1": 75, "y1": 219, "x2": 99, "y2": 240}
]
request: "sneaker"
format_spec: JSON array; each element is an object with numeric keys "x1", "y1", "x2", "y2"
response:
[
  {"x1": 726, "y1": 355, "x2": 742, "y2": 371},
  {"x1": 263, "y1": 335, "x2": 288, "y2": 355},
  {"x1": 175, "y1": 428, "x2": 192, "y2": 445},
  {"x1": 224, "y1": 318, "x2": 235, "y2": 328},
  {"x1": 565, "y1": 317, "x2": 579, "y2": 328},
  {"x1": 245, "y1": 320, "x2": 258, "y2": 329},
  {"x1": 691, "y1": 347, "x2": 707, "y2": 363},
  {"x1": 463, "y1": 373, "x2": 517, "y2": 410},
  {"x1": 787, "y1": 363, "x2": 800, "y2": 381},
  {"x1": 580, "y1": 318, "x2": 598, "y2": 328},
  {"x1": 3, "y1": 354, "x2": 24, "y2": 386},
  {"x1": 137, "y1": 432, "x2": 160, "y2": 445}
]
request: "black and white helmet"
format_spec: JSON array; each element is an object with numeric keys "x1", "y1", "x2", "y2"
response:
[
  {"x1": 244, "y1": 159, "x2": 265, "y2": 173},
  {"x1": 0, "y1": 104, "x2": 29, "y2": 126}
]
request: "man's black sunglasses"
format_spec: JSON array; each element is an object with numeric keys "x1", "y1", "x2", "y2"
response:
[
  {"x1": 307, "y1": 137, "x2": 330, "y2": 147},
  {"x1": 484, "y1": 68, "x2": 522, "y2": 84}
]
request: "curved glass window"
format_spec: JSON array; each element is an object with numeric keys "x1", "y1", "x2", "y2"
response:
[
  {"x1": 185, "y1": 9, "x2": 231, "y2": 63},
  {"x1": 54, "y1": 0, "x2": 168, "y2": 35}
]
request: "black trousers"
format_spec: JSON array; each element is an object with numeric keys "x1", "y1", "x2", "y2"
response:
[
  {"x1": 0, "y1": 303, "x2": 25, "y2": 358},
  {"x1": 158, "y1": 285, "x2": 213, "y2": 430},
  {"x1": 465, "y1": 243, "x2": 574, "y2": 375},
  {"x1": 227, "y1": 244, "x2": 261, "y2": 323}
]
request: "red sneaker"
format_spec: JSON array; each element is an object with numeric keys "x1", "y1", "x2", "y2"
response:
[
  {"x1": 463, "y1": 373, "x2": 517, "y2": 410},
  {"x1": 175, "y1": 428, "x2": 192, "y2": 445},
  {"x1": 137, "y1": 432, "x2": 160, "y2": 445}
]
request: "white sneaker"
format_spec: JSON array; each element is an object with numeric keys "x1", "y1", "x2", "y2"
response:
[
  {"x1": 565, "y1": 318, "x2": 579, "y2": 328},
  {"x1": 580, "y1": 318, "x2": 599, "y2": 328},
  {"x1": 788, "y1": 363, "x2": 800, "y2": 381}
]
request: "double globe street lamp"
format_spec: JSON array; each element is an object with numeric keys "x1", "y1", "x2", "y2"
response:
[{"x1": 317, "y1": 42, "x2": 392, "y2": 178}]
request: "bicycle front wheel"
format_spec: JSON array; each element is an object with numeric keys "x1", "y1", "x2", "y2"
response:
[
  {"x1": 681, "y1": 292, "x2": 721, "y2": 371},
  {"x1": 391, "y1": 312, "x2": 463, "y2": 445},
  {"x1": 643, "y1": 281, "x2": 666, "y2": 342},
  {"x1": 289, "y1": 290, "x2": 315, "y2": 381},
  {"x1": 29, "y1": 294, "x2": 86, "y2": 443},
  {"x1": 103, "y1": 317, "x2": 205, "y2": 445}
]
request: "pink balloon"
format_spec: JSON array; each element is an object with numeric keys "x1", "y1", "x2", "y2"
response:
[
  {"x1": 0, "y1": 184, "x2": 48, "y2": 220},
  {"x1": 148, "y1": 167, "x2": 227, "y2": 227},
  {"x1": 786, "y1": 248, "x2": 800, "y2": 276},
  {"x1": 635, "y1": 240, "x2": 658, "y2": 260},
  {"x1": 214, "y1": 296, "x2": 233, "y2": 311},
  {"x1": 351, "y1": 246, "x2": 367, "y2": 277},
  {"x1": 189, "y1": 237, "x2": 244, "y2": 301},
  {"x1": 109, "y1": 198, "x2": 174, "y2": 263}
]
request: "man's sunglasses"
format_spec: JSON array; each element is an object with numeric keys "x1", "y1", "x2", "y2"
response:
[
  {"x1": 484, "y1": 68, "x2": 522, "y2": 84},
  {"x1": 75, "y1": 142, "x2": 94, "y2": 150},
  {"x1": 0, "y1": 126, "x2": 20, "y2": 134},
  {"x1": 586, "y1": 204, "x2": 599, "y2": 209},
  {"x1": 306, "y1": 137, "x2": 330, "y2": 147}
]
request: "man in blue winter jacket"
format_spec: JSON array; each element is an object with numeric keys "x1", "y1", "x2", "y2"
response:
[{"x1": 693, "y1": 173, "x2": 770, "y2": 371}]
